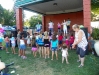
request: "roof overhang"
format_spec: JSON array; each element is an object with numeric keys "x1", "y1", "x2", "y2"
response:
[{"x1": 15, "y1": 0, "x2": 83, "y2": 15}]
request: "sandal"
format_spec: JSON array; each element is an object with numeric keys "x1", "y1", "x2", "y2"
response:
[{"x1": 78, "y1": 65, "x2": 84, "y2": 67}]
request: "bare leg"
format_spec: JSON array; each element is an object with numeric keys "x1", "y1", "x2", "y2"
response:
[
  {"x1": 62, "y1": 57, "x2": 64, "y2": 63},
  {"x1": 55, "y1": 51, "x2": 58, "y2": 60},
  {"x1": 78, "y1": 55, "x2": 81, "y2": 61},
  {"x1": 47, "y1": 47, "x2": 50, "y2": 58},
  {"x1": 80, "y1": 57, "x2": 85, "y2": 66},
  {"x1": 42, "y1": 47, "x2": 44, "y2": 57},
  {"x1": 44, "y1": 47, "x2": 47, "y2": 59},
  {"x1": 51, "y1": 51, "x2": 54, "y2": 60},
  {"x1": 65, "y1": 56, "x2": 69, "y2": 64},
  {"x1": 39, "y1": 47, "x2": 41, "y2": 57}
]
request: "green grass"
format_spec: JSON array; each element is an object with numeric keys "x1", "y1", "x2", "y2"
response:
[{"x1": 0, "y1": 48, "x2": 99, "y2": 75}]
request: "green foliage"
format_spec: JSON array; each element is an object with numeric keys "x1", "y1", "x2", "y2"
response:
[
  {"x1": 0, "y1": 4, "x2": 16, "y2": 26},
  {"x1": 29, "y1": 15, "x2": 42, "y2": 28},
  {"x1": 92, "y1": 28, "x2": 99, "y2": 40},
  {"x1": 24, "y1": 19, "x2": 30, "y2": 27},
  {"x1": 91, "y1": 0, "x2": 99, "y2": 14}
]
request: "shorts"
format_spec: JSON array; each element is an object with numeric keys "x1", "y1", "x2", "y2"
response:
[
  {"x1": 31, "y1": 47, "x2": 37, "y2": 52},
  {"x1": 76, "y1": 46, "x2": 86, "y2": 58},
  {"x1": 58, "y1": 28, "x2": 61, "y2": 29},
  {"x1": 67, "y1": 26, "x2": 70, "y2": 29},
  {"x1": 70, "y1": 43, "x2": 73, "y2": 47},
  {"x1": 12, "y1": 43, "x2": 15, "y2": 47},
  {"x1": 20, "y1": 45, "x2": 26, "y2": 50},
  {"x1": 51, "y1": 47, "x2": 58, "y2": 51},
  {"x1": 6, "y1": 43, "x2": 9, "y2": 48},
  {"x1": 37, "y1": 29, "x2": 41, "y2": 32},
  {"x1": 44, "y1": 44, "x2": 50, "y2": 47},
  {"x1": 59, "y1": 40, "x2": 62, "y2": 44},
  {"x1": 38, "y1": 44, "x2": 44, "y2": 47},
  {"x1": 49, "y1": 28, "x2": 53, "y2": 32}
]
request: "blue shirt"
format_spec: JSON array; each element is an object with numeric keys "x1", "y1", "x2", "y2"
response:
[
  {"x1": 0, "y1": 38, "x2": 3, "y2": 43},
  {"x1": 37, "y1": 37, "x2": 44, "y2": 45},
  {"x1": 51, "y1": 40, "x2": 58, "y2": 47},
  {"x1": 36, "y1": 24, "x2": 42, "y2": 30}
]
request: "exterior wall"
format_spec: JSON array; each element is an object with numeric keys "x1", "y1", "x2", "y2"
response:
[{"x1": 43, "y1": 11, "x2": 83, "y2": 31}]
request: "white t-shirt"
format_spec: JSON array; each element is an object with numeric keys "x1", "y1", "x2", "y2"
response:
[
  {"x1": 62, "y1": 22, "x2": 67, "y2": 29},
  {"x1": 20, "y1": 39, "x2": 25, "y2": 45},
  {"x1": 66, "y1": 20, "x2": 71, "y2": 26},
  {"x1": 49, "y1": 22, "x2": 54, "y2": 28},
  {"x1": 27, "y1": 36, "x2": 31, "y2": 44},
  {"x1": 62, "y1": 48, "x2": 68, "y2": 57}
]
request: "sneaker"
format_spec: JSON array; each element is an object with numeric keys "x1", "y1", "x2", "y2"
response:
[
  {"x1": 22, "y1": 56, "x2": 27, "y2": 59},
  {"x1": 6, "y1": 52, "x2": 9, "y2": 53},
  {"x1": 77, "y1": 60, "x2": 80, "y2": 62},
  {"x1": 78, "y1": 65, "x2": 84, "y2": 67}
]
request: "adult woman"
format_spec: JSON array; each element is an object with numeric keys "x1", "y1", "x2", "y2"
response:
[
  {"x1": 72, "y1": 24, "x2": 88, "y2": 67},
  {"x1": 62, "y1": 20, "x2": 67, "y2": 36}
]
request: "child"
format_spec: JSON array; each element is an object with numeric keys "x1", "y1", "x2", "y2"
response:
[
  {"x1": 19, "y1": 36, "x2": 27, "y2": 59},
  {"x1": 57, "y1": 22, "x2": 61, "y2": 32},
  {"x1": 44, "y1": 31, "x2": 50, "y2": 59},
  {"x1": 51, "y1": 34, "x2": 58, "y2": 60},
  {"x1": 27, "y1": 35, "x2": 31, "y2": 47},
  {"x1": 69, "y1": 34, "x2": 74, "y2": 50},
  {"x1": 62, "y1": 43, "x2": 69, "y2": 64},
  {"x1": 89, "y1": 36, "x2": 97, "y2": 56},
  {"x1": 31, "y1": 37, "x2": 38, "y2": 57},
  {"x1": 4, "y1": 35, "x2": 9, "y2": 53},
  {"x1": 58, "y1": 33, "x2": 63, "y2": 50},
  {"x1": 0, "y1": 43, "x2": 3, "y2": 50},
  {"x1": 37, "y1": 33, "x2": 44, "y2": 57},
  {"x1": 10, "y1": 35, "x2": 16, "y2": 54},
  {"x1": 65, "y1": 36, "x2": 70, "y2": 49}
]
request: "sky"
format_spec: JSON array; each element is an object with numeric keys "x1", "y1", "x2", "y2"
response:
[{"x1": 0, "y1": 0, "x2": 38, "y2": 20}]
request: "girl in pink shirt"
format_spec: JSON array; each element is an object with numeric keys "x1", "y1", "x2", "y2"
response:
[
  {"x1": 65, "y1": 36, "x2": 70, "y2": 49},
  {"x1": 57, "y1": 22, "x2": 61, "y2": 32},
  {"x1": 69, "y1": 34, "x2": 74, "y2": 50}
]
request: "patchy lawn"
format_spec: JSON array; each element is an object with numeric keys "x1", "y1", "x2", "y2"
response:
[{"x1": 0, "y1": 48, "x2": 99, "y2": 75}]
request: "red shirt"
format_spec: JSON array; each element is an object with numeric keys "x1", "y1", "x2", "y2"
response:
[{"x1": 58, "y1": 35, "x2": 63, "y2": 41}]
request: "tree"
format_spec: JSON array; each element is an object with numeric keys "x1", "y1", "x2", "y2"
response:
[
  {"x1": 24, "y1": 19, "x2": 30, "y2": 27},
  {"x1": 29, "y1": 15, "x2": 42, "y2": 28},
  {"x1": 0, "y1": 4, "x2": 16, "y2": 25},
  {"x1": 0, "y1": 4, "x2": 4, "y2": 24},
  {"x1": 3, "y1": 9, "x2": 16, "y2": 25}
]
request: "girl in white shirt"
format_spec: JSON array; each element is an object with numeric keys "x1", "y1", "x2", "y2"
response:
[
  {"x1": 27, "y1": 35, "x2": 31, "y2": 47},
  {"x1": 62, "y1": 43, "x2": 69, "y2": 64},
  {"x1": 19, "y1": 36, "x2": 27, "y2": 59}
]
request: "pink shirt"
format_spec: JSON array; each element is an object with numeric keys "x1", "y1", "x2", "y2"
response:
[
  {"x1": 65, "y1": 39, "x2": 70, "y2": 46},
  {"x1": 57, "y1": 23, "x2": 61, "y2": 28},
  {"x1": 69, "y1": 36, "x2": 74, "y2": 44}
]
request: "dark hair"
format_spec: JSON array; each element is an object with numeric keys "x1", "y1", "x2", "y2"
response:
[
  {"x1": 52, "y1": 35, "x2": 57, "y2": 41},
  {"x1": 17, "y1": 29, "x2": 20, "y2": 32},
  {"x1": 62, "y1": 43, "x2": 67, "y2": 49},
  {"x1": 71, "y1": 33, "x2": 73, "y2": 37}
]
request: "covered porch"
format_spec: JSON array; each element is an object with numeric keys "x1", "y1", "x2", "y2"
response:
[{"x1": 15, "y1": 0, "x2": 91, "y2": 32}]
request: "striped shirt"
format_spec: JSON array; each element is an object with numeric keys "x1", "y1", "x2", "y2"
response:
[{"x1": 75, "y1": 30, "x2": 88, "y2": 51}]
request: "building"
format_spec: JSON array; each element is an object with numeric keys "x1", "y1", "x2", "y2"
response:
[{"x1": 15, "y1": 0, "x2": 91, "y2": 32}]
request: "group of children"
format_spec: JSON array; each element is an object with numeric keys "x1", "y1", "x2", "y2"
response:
[{"x1": 0, "y1": 30, "x2": 75, "y2": 64}]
